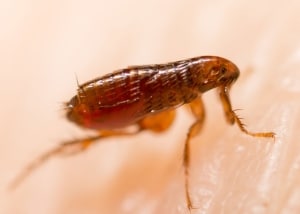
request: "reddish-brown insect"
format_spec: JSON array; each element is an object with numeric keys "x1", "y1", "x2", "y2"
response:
[{"x1": 11, "y1": 56, "x2": 275, "y2": 211}]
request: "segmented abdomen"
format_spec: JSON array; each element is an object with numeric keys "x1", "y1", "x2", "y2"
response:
[{"x1": 77, "y1": 59, "x2": 199, "y2": 128}]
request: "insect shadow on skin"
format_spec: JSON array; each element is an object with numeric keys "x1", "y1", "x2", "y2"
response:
[{"x1": 10, "y1": 56, "x2": 275, "y2": 213}]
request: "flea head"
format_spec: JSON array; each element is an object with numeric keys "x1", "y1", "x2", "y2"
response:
[{"x1": 196, "y1": 56, "x2": 240, "y2": 92}]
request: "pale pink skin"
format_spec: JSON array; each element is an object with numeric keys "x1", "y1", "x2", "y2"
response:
[{"x1": 1, "y1": 1, "x2": 299, "y2": 214}]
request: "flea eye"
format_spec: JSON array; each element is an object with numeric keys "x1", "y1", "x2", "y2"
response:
[{"x1": 220, "y1": 67, "x2": 227, "y2": 74}]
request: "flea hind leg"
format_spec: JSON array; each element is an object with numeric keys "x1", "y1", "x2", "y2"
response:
[
  {"x1": 184, "y1": 96, "x2": 205, "y2": 211},
  {"x1": 11, "y1": 110, "x2": 177, "y2": 190},
  {"x1": 10, "y1": 129, "x2": 140, "y2": 190}
]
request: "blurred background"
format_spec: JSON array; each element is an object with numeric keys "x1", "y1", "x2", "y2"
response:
[{"x1": 1, "y1": 0, "x2": 300, "y2": 214}]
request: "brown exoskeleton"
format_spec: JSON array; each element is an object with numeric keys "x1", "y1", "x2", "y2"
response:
[{"x1": 11, "y1": 56, "x2": 275, "y2": 212}]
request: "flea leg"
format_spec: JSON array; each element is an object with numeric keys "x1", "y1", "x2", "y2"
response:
[
  {"x1": 138, "y1": 109, "x2": 176, "y2": 132},
  {"x1": 219, "y1": 86, "x2": 275, "y2": 138},
  {"x1": 11, "y1": 110, "x2": 177, "y2": 190},
  {"x1": 9, "y1": 129, "x2": 140, "y2": 190},
  {"x1": 184, "y1": 97, "x2": 205, "y2": 211}
]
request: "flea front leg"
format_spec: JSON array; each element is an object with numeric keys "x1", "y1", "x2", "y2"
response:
[{"x1": 219, "y1": 85, "x2": 275, "y2": 138}]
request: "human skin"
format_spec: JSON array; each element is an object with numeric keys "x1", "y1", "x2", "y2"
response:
[{"x1": 1, "y1": 1, "x2": 300, "y2": 214}]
